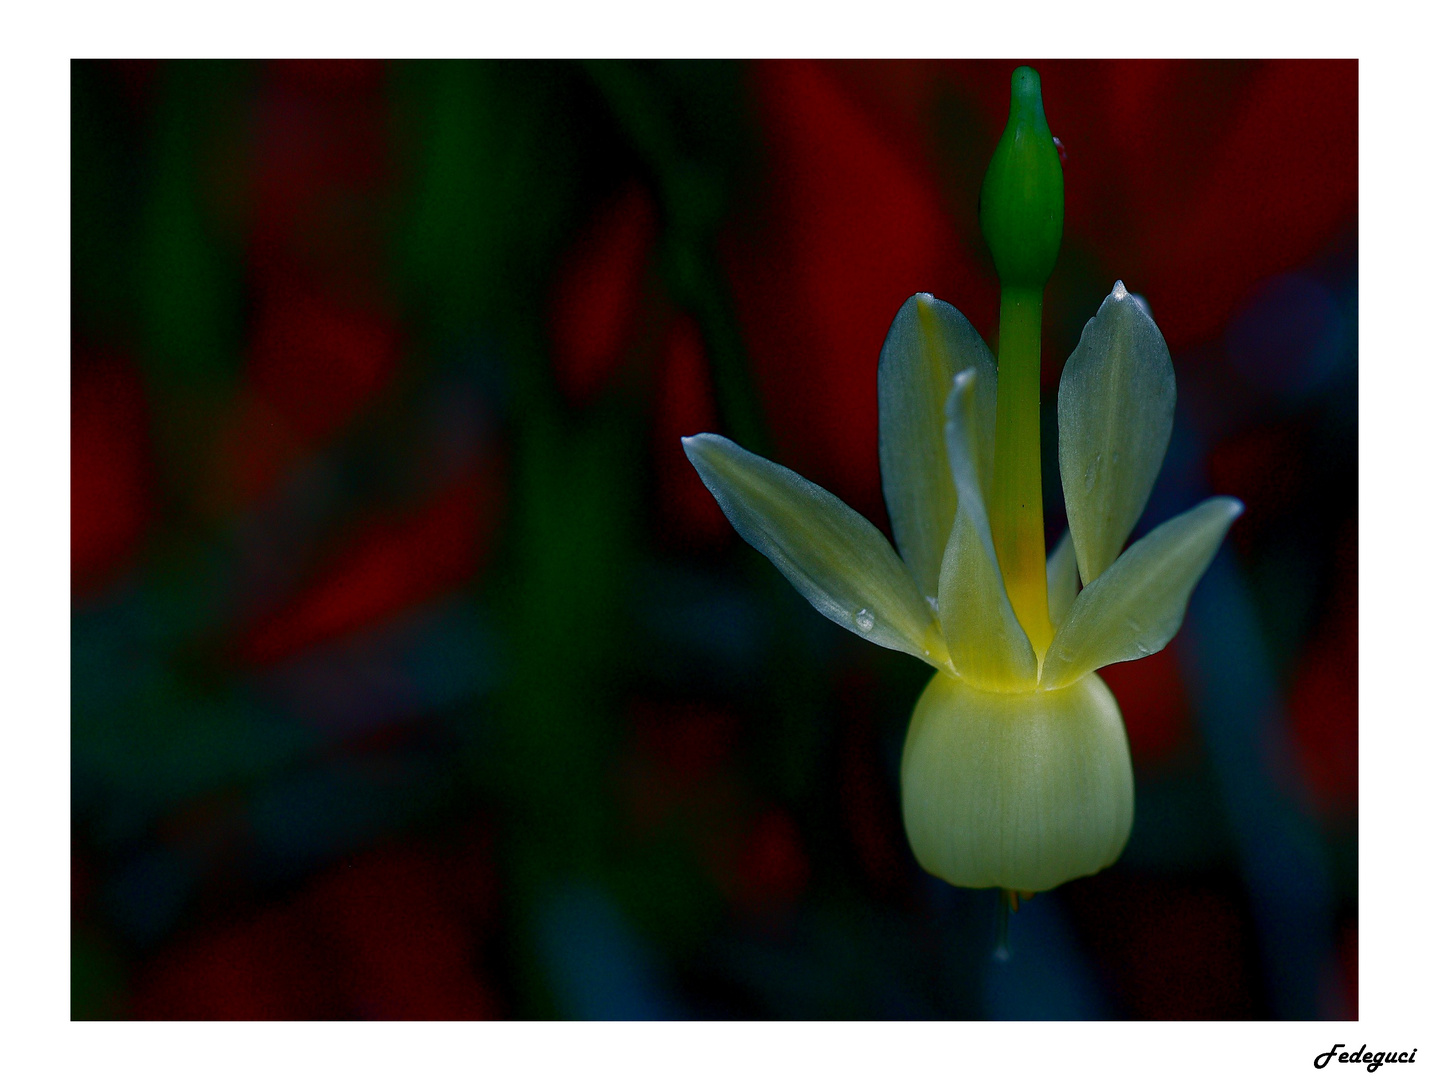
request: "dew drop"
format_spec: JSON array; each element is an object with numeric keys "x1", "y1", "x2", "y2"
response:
[
  {"x1": 855, "y1": 609, "x2": 875, "y2": 632},
  {"x1": 1112, "y1": 279, "x2": 1128, "y2": 301}
]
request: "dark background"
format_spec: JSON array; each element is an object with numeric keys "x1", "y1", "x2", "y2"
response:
[{"x1": 71, "y1": 59, "x2": 1357, "y2": 1019}]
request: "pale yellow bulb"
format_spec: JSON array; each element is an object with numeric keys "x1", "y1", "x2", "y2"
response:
[{"x1": 900, "y1": 672, "x2": 1134, "y2": 892}]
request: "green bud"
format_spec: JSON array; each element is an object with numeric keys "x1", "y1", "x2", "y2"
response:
[{"x1": 979, "y1": 66, "x2": 1064, "y2": 288}]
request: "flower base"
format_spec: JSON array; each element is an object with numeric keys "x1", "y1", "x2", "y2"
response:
[{"x1": 900, "y1": 671, "x2": 1134, "y2": 892}]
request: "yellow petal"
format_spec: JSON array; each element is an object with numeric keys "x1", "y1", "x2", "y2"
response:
[{"x1": 937, "y1": 371, "x2": 1037, "y2": 691}]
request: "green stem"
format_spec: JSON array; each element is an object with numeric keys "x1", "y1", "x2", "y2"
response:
[{"x1": 990, "y1": 286, "x2": 1053, "y2": 656}]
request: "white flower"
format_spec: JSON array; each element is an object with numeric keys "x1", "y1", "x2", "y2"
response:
[{"x1": 684, "y1": 284, "x2": 1240, "y2": 892}]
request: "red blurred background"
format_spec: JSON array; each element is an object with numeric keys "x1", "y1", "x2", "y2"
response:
[{"x1": 72, "y1": 60, "x2": 1356, "y2": 1019}]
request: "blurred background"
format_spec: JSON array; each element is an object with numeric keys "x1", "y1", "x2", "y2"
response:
[{"x1": 71, "y1": 59, "x2": 1357, "y2": 1020}]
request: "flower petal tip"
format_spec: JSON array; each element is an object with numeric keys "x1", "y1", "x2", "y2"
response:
[
  {"x1": 1217, "y1": 496, "x2": 1246, "y2": 527},
  {"x1": 1205, "y1": 494, "x2": 1246, "y2": 524},
  {"x1": 1105, "y1": 279, "x2": 1154, "y2": 318}
]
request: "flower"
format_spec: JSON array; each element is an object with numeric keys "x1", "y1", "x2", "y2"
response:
[{"x1": 683, "y1": 67, "x2": 1241, "y2": 894}]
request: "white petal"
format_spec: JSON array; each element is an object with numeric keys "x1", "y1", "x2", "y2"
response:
[
  {"x1": 1058, "y1": 281, "x2": 1176, "y2": 584},
  {"x1": 878, "y1": 294, "x2": 997, "y2": 601},
  {"x1": 1040, "y1": 497, "x2": 1243, "y2": 690},
  {"x1": 683, "y1": 433, "x2": 944, "y2": 666},
  {"x1": 937, "y1": 371, "x2": 1037, "y2": 691},
  {"x1": 1046, "y1": 529, "x2": 1080, "y2": 628}
]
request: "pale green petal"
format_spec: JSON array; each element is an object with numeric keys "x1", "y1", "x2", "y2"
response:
[
  {"x1": 1046, "y1": 529, "x2": 1080, "y2": 627},
  {"x1": 683, "y1": 433, "x2": 944, "y2": 666},
  {"x1": 878, "y1": 294, "x2": 997, "y2": 601},
  {"x1": 1058, "y1": 281, "x2": 1176, "y2": 584},
  {"x1": 1040, "y1": 497, "x2": 1243, "y2": 690},
  {"x1": 937, "y1": 371, "x2": 1037, "y2": 692},
  {"x1": 901, "y1": 671, "x2": 1134, "y2": 892}
]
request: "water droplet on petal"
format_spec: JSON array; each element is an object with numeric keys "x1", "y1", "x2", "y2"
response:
[
  {"x1": 1112, "y1": 280, "x2": 1128, "y2": 301},
  {"x1": 855, "y1": 609, "x2": 875, "y2": 632}
]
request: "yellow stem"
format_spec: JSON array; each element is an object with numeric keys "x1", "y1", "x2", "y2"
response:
[{"x1": 989, "y1": 285, "x2": 1054, "y2": 657}]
